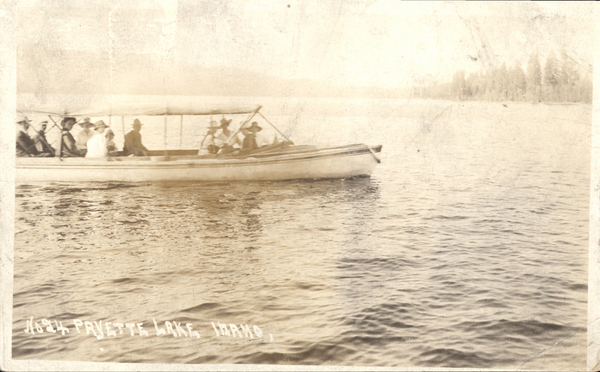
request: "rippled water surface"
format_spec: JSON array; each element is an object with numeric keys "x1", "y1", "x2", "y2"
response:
[{"x1": 12, "y1": 99, "x2": 590, "y2": 369}]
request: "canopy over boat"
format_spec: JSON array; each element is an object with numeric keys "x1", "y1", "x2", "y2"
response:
[{"x1": 17, "y1": 94, "x2": 262, "y2": 117}]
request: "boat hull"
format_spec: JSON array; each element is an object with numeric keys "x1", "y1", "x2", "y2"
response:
[{"x1": 16, "y1": 144, "x2": 382, "y2": 182}]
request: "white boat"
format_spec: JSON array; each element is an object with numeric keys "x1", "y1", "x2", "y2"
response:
[{"x1": 16, "y1": 99, "x2": 382, "y2": 182}]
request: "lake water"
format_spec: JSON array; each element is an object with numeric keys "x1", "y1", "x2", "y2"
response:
[{"x1": 12, "y1": 98, "x2": 590, "y2": 370}]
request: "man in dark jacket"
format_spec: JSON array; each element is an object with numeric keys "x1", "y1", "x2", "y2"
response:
[{"x1": 124, "y1": 118, "x2": 149, "y2": 156}]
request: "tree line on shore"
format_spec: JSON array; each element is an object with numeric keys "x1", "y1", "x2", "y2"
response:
[{"x1": 415, "y1": 50, "x2": 593, "y2": 103}]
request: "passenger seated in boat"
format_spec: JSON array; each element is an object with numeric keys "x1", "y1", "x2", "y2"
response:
[
  {"x1": 31, "y1": 121, "x2": 55, "y2": 156},
  {"x1": 106, "y1": 129, "x2": 118, "y2": 156},
  {"x1": 75, "y1": 117, "x2": 95, "y2": 152},
  {"x1": 199, "y1": 122, "x2": 220, "y2": 154},
  {"x1": 60, "y1": 117, "x2": 86, "y2": 157},
  {"x1": 215, "y1": 118, "x2": 243, "y2": 154},
  {"x1": 240, "y1": 122, "x2": 264, "y2": 152},
  {"x1": 16, "y1": 118, "x2": 52, "y2": 157},
  {"x1": 86, "y1": 120, "x2": 110, "y2": 158},
  {"x1": 236, "y1": 122, "x2": 284, "y2": 155},
  {"x1": 217, "y1": 118, "x2": 242, "y2": 147},
  {"x1": 217, "y1": 118, "x2": 233, "y2": 141},
  {"x1": 124, "y1": 118, "x2": 149, "y2": 156}
]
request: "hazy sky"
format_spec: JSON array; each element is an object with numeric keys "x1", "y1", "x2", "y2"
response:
[{"x1": 18, "y1": 0, "x2": 594, "y2": 89}]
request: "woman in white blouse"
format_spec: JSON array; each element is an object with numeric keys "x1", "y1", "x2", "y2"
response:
[{"x1": 85, "y1": 121, "x2": 109, "y2": 158}]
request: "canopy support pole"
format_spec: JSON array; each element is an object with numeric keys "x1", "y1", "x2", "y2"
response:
[
  {"x1": 258, "y1": 112, "x2": 292, "y2": 143},
  {"x1": 47, "y1": 115, "x2": 62, "y2": 132},
  {"x1": 179, "y1": 115, "x2": 183, "y2": 149},
  {"x1": 121, "y1": 116, "x2": 125, "y2": 139},
  {"x1": 48, "y1": 115, "x2": 63, "y2": 158},
  {"x1": 164, "y1": 115, "x2": 168, "y2": 157}
]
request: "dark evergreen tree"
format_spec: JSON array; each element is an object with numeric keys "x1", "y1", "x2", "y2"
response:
[
  {"x1": 543, "y1": 50, "x2": 560, "y2": 101},
  {"x1": 414, "y1": 49, "x2": 591, "y2": 103},
  {"x1": 451, "y1": 70, "x2": 466, "y2": 100},
  {"x1": 526, "y1": 53, "x2": 542, "y2": 102},
  {"x1": 508, "y1": 64, "x2": 526, "y2": 101},
  {"x1": 559, "y1": 49, "x2": 580, "y2": 102}
]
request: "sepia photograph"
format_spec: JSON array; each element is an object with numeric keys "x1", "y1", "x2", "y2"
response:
[{"x1": 1, "y1": 1, "x2": 598, "y2": 371}]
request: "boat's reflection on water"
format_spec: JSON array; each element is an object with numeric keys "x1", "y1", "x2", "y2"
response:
[
  {"x1": 16, "y1": 176, "x2": 381, "y2": 257},
  {"x1": 159, "y1": 177, "x2": 381, "y2": 253},
  {"x1": 13, "y1": 176, "x2": 383, "y2": 363}
]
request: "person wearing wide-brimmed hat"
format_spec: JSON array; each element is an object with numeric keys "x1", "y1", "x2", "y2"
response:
[
  {"x1": 241, "y1": 121, "x2": 264, "y2": 151},
  {"x1": 15, "y1": 117, "x2": 42, "y2": 157},
  {"x1": 60, "y1": 117, "x2": 85, "y2": 157},
  {"x1": 76, "y1": 117, "x2": 96, "y2": 151},
  {"x1": 85, "y1": 120, "x2": 110, "y2": 158},
  {"x1": 199, "y1": 121, "x2": 221, "y2": 154},
  {"x1": 124, "y1": 118, "x2": 149, "y2": 156},
  {"x1": 219, "y1": 117, "x2": 232, "y2": 127},
  {"x1": 215, "y1": 118, "x2": 232, "y2": 143},
  {"x1": 215, "y1": 117, "x2": 243, "y2": 153}
]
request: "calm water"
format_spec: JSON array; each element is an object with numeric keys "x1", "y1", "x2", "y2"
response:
[{"x1": 12, "y1": 99, "x2": 590, "y2": 369}]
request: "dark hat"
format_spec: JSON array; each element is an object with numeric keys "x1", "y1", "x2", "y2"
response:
[
  {"x1": 220, "y1": 118, "x2": 232, "y2": 127},
  {"x1": 16, "y1": 117, "x2": 31, "y2": 125},
  {"x1": 61, "y1": 117, "x2": 76, "y2": 125},
  {"x1": 208, "y1": 120, "x2": 220, "y2": 129},
  {"x1": 133, "y1": 118, "x2": 143, "y2": 126},
  {"x1": 247, "y1": 121, "x2": 262, "y2": 132}
]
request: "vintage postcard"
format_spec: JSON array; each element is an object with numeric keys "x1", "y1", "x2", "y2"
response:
[{"x1": 1, "y1": 1, "x2": 598, "y2": 371}]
